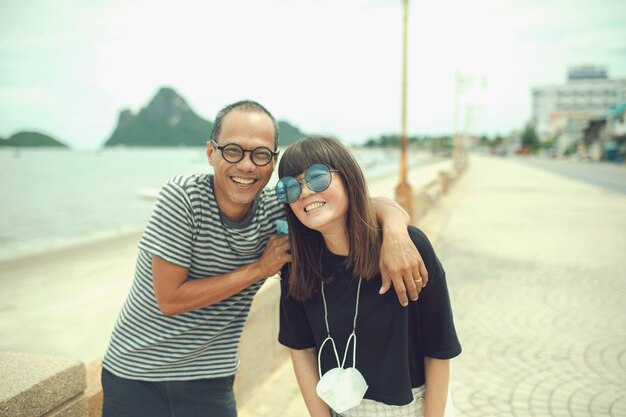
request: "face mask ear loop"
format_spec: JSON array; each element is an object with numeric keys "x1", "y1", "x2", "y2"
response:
[
  {"x1": 318, "y1": 282, "x2": 341, "y2": 378},
  {"x1": 340, "y1": 277, "x2": 362, "y2": 369}
]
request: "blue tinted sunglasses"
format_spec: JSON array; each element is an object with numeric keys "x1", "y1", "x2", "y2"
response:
[{"x1": 276, "y1": 163, "x2": 339, "y2": 204}]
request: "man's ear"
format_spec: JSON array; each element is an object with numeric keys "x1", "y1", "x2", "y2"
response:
[{"x1": 207, "y1": 140, "x2": 215, "y2": 167}]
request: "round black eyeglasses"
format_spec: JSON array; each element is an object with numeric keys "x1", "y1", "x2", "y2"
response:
[
  {"x1": 211, "y1": 140, "x2": 278, "y2": 167},
  {"x1": 275, "y1": 163, "x2": 339, "y2": 204}
]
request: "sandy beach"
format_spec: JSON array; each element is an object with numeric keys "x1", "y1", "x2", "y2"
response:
[
  {"x1": 0, "y1": 232, "x2": 141, "y2": 362},
  {"x1": 0, "y1": 158, "x2": 453, "y2": 364}
]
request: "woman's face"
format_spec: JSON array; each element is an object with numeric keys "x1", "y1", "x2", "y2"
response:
[{"x1": 289, "y1": 169, "x2": 349, "y2": 237}]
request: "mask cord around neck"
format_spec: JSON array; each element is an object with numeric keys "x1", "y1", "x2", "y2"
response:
[
  {"x1": 318, "y1": 275, "x2": 363, "y2": 376},
  {"x1": 352, "y1": 278, "x2": 362, "y2": 330}
]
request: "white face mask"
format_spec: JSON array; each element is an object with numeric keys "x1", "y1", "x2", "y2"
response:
[{"x1": 315, "y1": 279, "x2": 368, "y2": 414}]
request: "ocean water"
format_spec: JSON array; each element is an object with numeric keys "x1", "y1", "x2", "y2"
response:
[{"x1": 0, "y1": 147, "x2": 431, "y2": 261}]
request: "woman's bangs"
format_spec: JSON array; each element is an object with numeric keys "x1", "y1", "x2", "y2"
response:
[{"x1": 279, "y1": 139, "x2": 336, "y2": 177}]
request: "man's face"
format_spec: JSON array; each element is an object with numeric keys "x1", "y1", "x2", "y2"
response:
[{"x1": 207, "y1": 109, "x2": 277, "y2": 219}]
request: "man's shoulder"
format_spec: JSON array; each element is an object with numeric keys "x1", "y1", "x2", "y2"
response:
[
  {"x1": 257, "y1": 186, "x2": 282, "y2": 214},
  {"x1": 158, "y1": 174, "x2": 211, "y2": 201},
  {"x1": 259, "y1": 186, "x2": 279, "y2": 203},
  {"x1": 165, "y1": 173, "x2": 211, "y2": 191}
]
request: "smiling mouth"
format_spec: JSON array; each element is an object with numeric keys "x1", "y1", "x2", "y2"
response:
[
  {"x1": 304, "y1": 202, "x2": 325, "y2": 212},
  {"x1": 231, "y1": 176, "x2": 257, "y2": 186}
]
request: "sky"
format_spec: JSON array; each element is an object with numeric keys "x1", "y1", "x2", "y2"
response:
[{"x1": 1, "y1": 0, "x2": 625, "y2": 150}]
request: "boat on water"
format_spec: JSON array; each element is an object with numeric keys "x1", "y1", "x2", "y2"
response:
[{"x1": 137, "y1": 187, "x2": 160, "y2": 200}]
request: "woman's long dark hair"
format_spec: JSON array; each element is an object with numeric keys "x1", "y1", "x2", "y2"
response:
[{"x1": 278, "y1": 136, "x2": 381, "y2": 301}]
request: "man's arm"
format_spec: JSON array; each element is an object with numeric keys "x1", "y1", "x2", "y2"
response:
[
  {"x1": 153, "y1": 234, "x2": 290, "y2": 316},
  {"x1": 372, "y1": 197, "x2": 428, "y2": 306},
  {"x1": 289, "y1": 348, "x2": 331, "y2": 417}
]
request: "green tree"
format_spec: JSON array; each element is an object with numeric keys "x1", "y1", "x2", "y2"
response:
[{"x1": 521, "y1": 125, "x2": 539, "y2": 151}]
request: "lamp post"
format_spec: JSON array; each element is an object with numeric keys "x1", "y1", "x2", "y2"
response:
[
  {"x1": 453, "y1": 72, "x2": 465, "y2": 173},
  {"x1": 394, "y1": 0, "x2": 414, "y2": 221},
  {"x1": 453, "y1": 73, "x2": 484, "y2": 171}
]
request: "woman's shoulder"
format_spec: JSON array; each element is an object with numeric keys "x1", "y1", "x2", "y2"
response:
[
  {"x1": 278, "y1": 264, "x2": 292, "y2": 292},
  {"x1": 407, "y1": 226, "x2": 434, "y2": 252},
  {"x1": 407, "y1": 226, "x2": 440, "y2": 275}
]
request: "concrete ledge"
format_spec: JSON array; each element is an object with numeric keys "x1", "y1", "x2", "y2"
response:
[
  {"x1": 84, "y1": 360, "x2": 103, "y2": 417},
  {"x1": 439, "y1": 171, "x2": 451, "y2": 194},
  {"x1": 0, "y1": 351, "x2": 86, "y2": 417},
  {"x1": 412, "y1": 167, "x2": 457, "y2": 224},
  {"x1": 414, "y1": 188, "x2": 431, "y2": 221},
  {"x1": 45, "y1": 395, "x2": 88, "y2": 417}
]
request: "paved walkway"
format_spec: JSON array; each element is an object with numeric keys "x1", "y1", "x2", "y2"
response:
[{"x1": 239, "y1": 155, "x2": 626, "y2": 417}]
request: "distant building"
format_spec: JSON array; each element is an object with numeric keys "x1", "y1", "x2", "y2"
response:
[
  {"x1": 584, "y1": 103, "x2": 626, "y2": 161},
  {"x1": 531, "y1": 66, "x2": 626, "y2": 142},
  {"x1": 547, "y1": 110, "x2": 598, "y2": 156}
]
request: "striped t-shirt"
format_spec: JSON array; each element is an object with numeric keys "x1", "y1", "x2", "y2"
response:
[{"x1": 103, "y1": 174, "x2": 284, "y2": 381}]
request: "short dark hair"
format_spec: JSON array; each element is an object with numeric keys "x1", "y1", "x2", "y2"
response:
[
  {"x1": 210, "y1": 100, "x2": 279, "y2": 149},
  {"x1": 278, "y1": 136, "x2": 382, "y2": 301}
]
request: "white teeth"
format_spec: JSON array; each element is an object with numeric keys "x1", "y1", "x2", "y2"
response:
[
  {"x1": 232, "y1": 176, "x2": 255, "y2": 185},
  {"x1": 304, "y1": 202, "x2": 325, "y2": 212}
]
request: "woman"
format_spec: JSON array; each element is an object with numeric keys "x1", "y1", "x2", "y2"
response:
[{"x1": 276, "y1": 136, "x2": 461, "y2": 417}]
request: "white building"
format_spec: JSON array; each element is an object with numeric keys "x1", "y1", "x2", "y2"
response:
[{"x1": 532, "y1": 66, "x2": 626, "y2": 141}]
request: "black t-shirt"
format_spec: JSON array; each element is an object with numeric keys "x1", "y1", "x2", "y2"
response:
[{"x1": 278, "y1": 226, "x2": 462, "y2": 406}]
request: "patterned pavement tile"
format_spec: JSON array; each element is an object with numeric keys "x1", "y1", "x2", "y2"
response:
[{"x1": 439, "y1": 157, "x2": 626, "y2": 417}]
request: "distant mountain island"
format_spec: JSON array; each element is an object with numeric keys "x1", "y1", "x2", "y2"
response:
[
  {"x1": 0, "y1": 131, "x2": 69, "y2": 148},
  {"x1": 104, "y1": 87, "x2": 308, "y2": 147}
]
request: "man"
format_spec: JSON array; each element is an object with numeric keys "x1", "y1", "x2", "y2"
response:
[{"x1": 101, "y1": 100, "x2": 427, "y2": 417}]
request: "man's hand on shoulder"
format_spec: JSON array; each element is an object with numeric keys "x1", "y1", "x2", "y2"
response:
[
  {"x1": 379, "y1": 223, "x2": 428, "y2": 306},
  {"x1": 252, "y1": 234, "x2": 291, "y2": 279}
]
